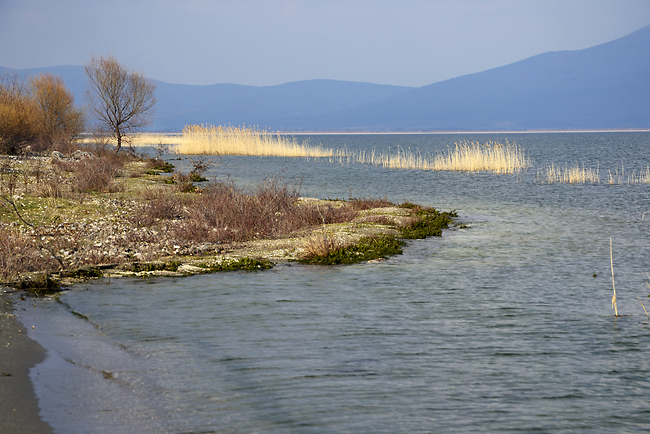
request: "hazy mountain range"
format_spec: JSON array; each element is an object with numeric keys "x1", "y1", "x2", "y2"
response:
[{"x1": 2, "y1": 25, "x2": 649, "y2": 132}]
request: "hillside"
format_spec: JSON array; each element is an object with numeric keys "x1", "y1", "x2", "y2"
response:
[{"x1": 322, "y1": 24, "x2": 650, "y2": 130}]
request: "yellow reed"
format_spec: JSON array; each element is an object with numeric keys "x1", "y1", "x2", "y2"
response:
[
  {"x1": 175, "y1": 124, "x2": 334, "y2": 157},
  {"x1": 348, "y1": 140, "x2": 529, "y2": 174},
  {"x1": 537, "y1": 163, "x2": 600, "y2": 184}
]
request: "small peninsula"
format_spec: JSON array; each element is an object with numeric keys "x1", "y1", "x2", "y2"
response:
[{"x1": 1, "y1": 149, "x2": 458, "y2": 294}]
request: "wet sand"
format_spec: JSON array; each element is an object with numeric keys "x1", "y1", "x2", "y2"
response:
[{"x1": 0, "y1": 294, "x2": 54, "y2": 434}]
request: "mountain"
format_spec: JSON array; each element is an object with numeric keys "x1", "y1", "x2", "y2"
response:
[
  {"x1": 153, "y1": 80, "x2": 412, "y2": 131},
  {"x1": 322, "y1": 24, "x2": 650, "y2": 131},
  {"x1": 2, "y1": 24, "x2": 649, "y2": 131}
]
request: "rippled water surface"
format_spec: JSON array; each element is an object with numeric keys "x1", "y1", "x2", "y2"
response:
[{"x1": 16, "y1": 132, "x2": 650, "y2": 433}]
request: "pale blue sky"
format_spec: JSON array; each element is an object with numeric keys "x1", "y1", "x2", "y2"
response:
[{"x1": 1, "y1": 0, "x2": 649, "y2": 87}]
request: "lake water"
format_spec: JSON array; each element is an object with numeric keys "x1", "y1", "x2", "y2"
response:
[{"x1": 15, "y1": 132, "x2": 650, "y2": 433}]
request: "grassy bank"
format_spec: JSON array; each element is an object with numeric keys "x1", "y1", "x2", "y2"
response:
[{"x1": 0, "y1": 148, "x2": 458, "y2": 293}]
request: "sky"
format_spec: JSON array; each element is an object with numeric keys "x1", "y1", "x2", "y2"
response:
[{"x1": 1, "y1": 0, "x2": 649, "y2": 87}]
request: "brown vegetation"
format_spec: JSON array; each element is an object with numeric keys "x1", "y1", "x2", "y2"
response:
[{"x1": 0, "y1": 72, "x2": 84, "y2": 155}]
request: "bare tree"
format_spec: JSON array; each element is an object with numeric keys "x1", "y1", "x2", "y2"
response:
[
  {"x1": 85, "y1": 55, "x2": 156, "y2": 152},
  {"x1": 30, "y1": 73, "x2": 85, "y2": 151}
]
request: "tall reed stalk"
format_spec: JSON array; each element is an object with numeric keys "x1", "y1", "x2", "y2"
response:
[
  {"x1": 537, "y1": 163, "x2": 600, "y2": 184},
  {"x1": 610, "y1": 237, "x2": 618, "y2": 317},
  {"x1": 637, "y1": 297, "x2": 649, "y2": 319}
]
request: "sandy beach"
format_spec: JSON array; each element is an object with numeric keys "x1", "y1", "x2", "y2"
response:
[{"x1": 0, "y1": 293, "x2": 54, "y2": 434}]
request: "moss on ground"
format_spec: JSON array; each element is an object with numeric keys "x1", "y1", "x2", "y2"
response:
[
  {"x1": 198, "y1": 257, "x2": 275, "y2": 272},
  {"x1": 121, "y1": 261, "x2": 182, "y2": 273},
  {"x1": 12, "y1": 273, "x2": 61, "y2": 295},
  {"x1": 398, "y1": 207, "x2": 457, "y2": 239}
]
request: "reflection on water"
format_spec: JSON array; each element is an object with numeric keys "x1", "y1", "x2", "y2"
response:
[{"x1": 16, "y1": 132, "x2": 650, "y2": 433}]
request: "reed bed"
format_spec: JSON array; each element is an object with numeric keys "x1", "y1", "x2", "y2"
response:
[
  {"x1": 346, "y1": 140, "x2": 529, "y2": 174},
  {"x1": 175, "y1": 124, "x2": 334, "y2": 157},
  {"x1": 536, "y1": 164, "x2": 650, "y2": 185},
  {"x1": 537, "y1": 163, "x2": 600, "y2": 184},
  {"x1": 81, "y1": 130, "x2": 650, "y2": 185},
  {"x1": 605, "y1": 165, "x2": 650, "y2": 185},
  {"x1": 80, "y1": 132, "x2": 529, "y2": 174},
  {"x1": 625, "y1": 166, "x2": 650, "y2": 184}
]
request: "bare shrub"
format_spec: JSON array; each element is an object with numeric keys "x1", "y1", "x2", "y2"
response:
[
  {"x1": 131, "y1": 189, "x2": 186, "y2": 226},
  {"x1": 174, "y1": 178, "x2": 364, "y2": 244},
  {"x1": 173, "y1": 172, "x2": 197, "y2": 193},
  {"x1": 0, "y1": 226, "x2": 62, "y2": 279},
  {"x1": 0, "y1": 160, "x2": 18, "y2": 198},
  {"x1": 176, "y1": 179, "x2": 302, "y2": 243},
  {"x1": 348, "y1": 197, "x2": 394, "y2": 211},
  {"x1": 304, "y1": 203, "x2": 356, "y2": 225},
  {"x1": 56, "y1": 156, "x2": 124, "y2": 193},
  {"x1": 38, "y1": 171, "x2": 64, "y2": 199}
]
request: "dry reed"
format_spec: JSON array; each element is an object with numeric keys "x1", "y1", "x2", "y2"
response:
[
  {"x1": 537, "y1": 163, "x2": 600, "y2": 184},
  {"x1": 347, "y1": 140, "x2": 528, "y2": 174},
  {"x1": 637, "y1": 297, "x2": 649, "y2": 319},
  {"x1": 626, "y1": 166, "x2": 650, "y2": 184},
  {"x1": 84, "y1": 130, "x2": 529, "y2": 174},
  {"x1": 610, "y1": 237, "x2": 618, "y2": 317},
  {"x1": 175, "y1": 124, "x2": 334, "y2": 157},
  {"x1": 302, "y1": 231, "x2": 344, "y2": 260}
]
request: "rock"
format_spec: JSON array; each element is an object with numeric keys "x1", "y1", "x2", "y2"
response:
[
  {"x1": 51, "y1": 150, "x2": 65, "y2": 160},
  {"x1": 72, "y1": 150, "x2": 95, "y2": 160}
]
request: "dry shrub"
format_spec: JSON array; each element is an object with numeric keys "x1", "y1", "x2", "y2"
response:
[
  {"x1": 175, "y1": 179, "x2": 359, "y2": 243},
  {"x1": 305, "y1": 203, "x2": 356, "y2": 225},
  {"x1": 172, "y1": 173, "x2": 198, "y2": 193},
  {"x1": 302, "y1": 232, "x2": 343, "y2": 260},
  {"x1": 39, "y1": 174, "x2": 63, "y2": 198},
  {"x1": 0, "y1": 226, "x2": 61, "y2": 279},
  {"x1": 55, "y1": 155, "x2": 125, "y2": 193},
  {"x1": 131, "y1": 189, "x2": 186, "y2": 226},
  {"x1": 179, "y1": 181, "x2": 280, "y2": 242},
  {"x1": 347, "y1": 197, "x2": 394, "y2": 211},
  {"x1": 357, "y1": 215, "x2": 395, "y2": 225},
  {"x1": 146, "y1": 194, "x2": 184, "y2": 220}
]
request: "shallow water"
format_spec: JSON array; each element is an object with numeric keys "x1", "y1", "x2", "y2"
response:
[{"x1": 15, "y1": 132, "x2": 650, "y2": 433}]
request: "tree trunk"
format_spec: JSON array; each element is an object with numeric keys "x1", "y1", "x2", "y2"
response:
[{"x1": 115, "y1": 131, "x2": 122, "y2": 153}]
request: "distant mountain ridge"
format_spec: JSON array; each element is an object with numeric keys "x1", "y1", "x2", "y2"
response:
[{"x1": 2, "y1": 24, "x2": 649, "y2": 131}]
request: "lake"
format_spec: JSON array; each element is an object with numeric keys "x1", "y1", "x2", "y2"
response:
[{"x1": 15, "y1": 132, "x2": 650, "y2": 433}]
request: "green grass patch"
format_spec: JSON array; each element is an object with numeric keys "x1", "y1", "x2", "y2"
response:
[
  {"x1": 151, "y1": 161, "x2": 175, "y2": 173},
  {"x1": 200, "y1": 257, "x2": 275, "y2": 272},
  {"x1": 399, "y1": 207, "x2": 457, "y2": 239}
]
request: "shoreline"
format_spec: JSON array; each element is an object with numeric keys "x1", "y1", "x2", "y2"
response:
[
  {"x1": 0, "y1": 294, "x2": 54, "y2": 434},
  {"x1": 275, "y1": 129, "x2": 650, "y2": 135}
]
